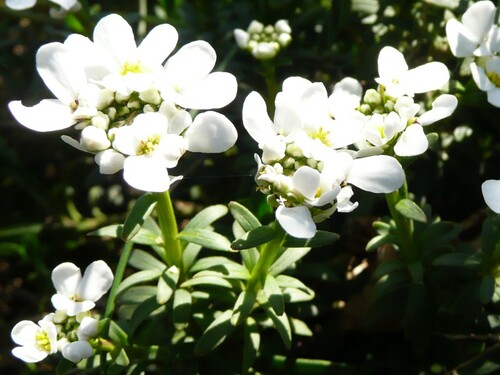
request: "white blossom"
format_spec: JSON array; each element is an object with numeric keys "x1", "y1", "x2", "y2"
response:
[
  {"x1": 11, "y1": 314, "x2": 58, "y2": 363},
  {"x1": 470, "y1": 56, "x2": 500, "y2": 107},
  {"x1": 51, "y1": 260, "x2": 114, "y2": 316},
  {"x1": 482, "y1": 179, "x2": 500, "y2": 213}
]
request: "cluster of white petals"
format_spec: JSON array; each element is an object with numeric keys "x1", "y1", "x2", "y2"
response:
[
  {"x1": 234, "y1": 19, "x2": 292, "y2": 60},
  {"x1": 243, "y1": 77, "x2": 405, "y2": 238},
  {"x1": 446, "y1": 1, "x2": 500, "y2": 107},
  {"x1": 6, "y1": 0, "x2": 81, "y2": 18},
  {"x1": 9, "y1": 14, "x2": 238, "y2": 192},
  {"x1": 482, "y1": 179, "x2": 500, "y2": 214},
  {"x1": 11, "y1": 261, "x2": 113, "y2": 364}
]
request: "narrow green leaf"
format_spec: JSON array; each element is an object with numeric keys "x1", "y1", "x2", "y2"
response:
[
  {"x1": 90, "y1": 224, "x2": 160, "y2": 246},
  {"x1": 182, "y1": 242, "x2": 203, "y2": 271},
  {"x1": 184, "y1": 204, "x2": 228, "y2": 230},
  {"x1": 263, "y1": 274, "x2": 284, "y2": 316},
  {"x1": 395, "y1": 199, "x2": 427, "y2": 223},
  {"x1": 231, "y1": 290, "x2": 257, "y2": 326},
  {"x1": 118, "y1": 286, "x2": 157, "y2": 304},
  {"x1": 290, "y1": 318, "x2": 313, "y2": 337},
  {"x1": 178, "y1": 229, "x2": 232, "y2": 251},
  {"x1": 282, "y1": 230, "x2": 340, "y2": 248},
  {"x1": 173, "y1": 289, "x2": 192, "y2": 326},
  {"x1": 157, "y1": 266, "x2": 179, "y2": 305},
  {"x1": 432, "y1": 252, "x2": 481, "y2": 267},
  {"x1": 190, "y1": 256, "x2": 243, "y2": 273},
  {"x1": 231, "y1": 226, "x2": 276, "y2": 250},
  {"x1": 234, "y1": 220, "x2": 260, "y2": 272},
  {"x1": 282, "y1": 287, "x2": 315, "y2": 303},
  {"x1": 128, "y1": 249, "x2": 165, "y2": 271},
  {"x1": 115, "y1": 269, "x2": 162, "y2": 297},
  {"x1": 180, "y1": 275, "x2": 234, "y2": 289},
  {"x1": 242, "y1": 317, "x2": 260, "y2": 374},
  {"x1": 122, "y1": 193, "x2": 157, "y2": 241},
  {"x1": 275, "y1": 275, "x2": 313, "y2": 294},
  {"x1": 480, "y1": 274, "x2": 495, "y2": 304},
  {"x1": 261, "y1": 300, "x2": 292, "y2": 349},
  {"x1": 195, "y1": 310, "x2": 235, "y2": 355},
  {"x1": 229, "y1": 201, "x2": 262, "y2": 232},
  {"x1": 373, "y1": 260, "x2": 406, "y2": 279},
  {"x1": 112, "y1": 347, "x2": 130, "y2": 367},
  {"x1": 269, "y1": 247, "x2": 311, "y2": 276},
  {"x1": 366, "y1": 234, "x2": 399, "y2": 251},
  {"x1": 108, "y1": 320, "x2": 129, "y2": 346}
]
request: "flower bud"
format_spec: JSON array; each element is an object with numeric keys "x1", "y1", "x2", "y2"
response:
[{"x1": 80, "y1": 126, "x2": 111, "y2": 152}]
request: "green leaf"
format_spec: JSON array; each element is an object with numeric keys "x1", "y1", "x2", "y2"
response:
[
  {"x1": 231, "y1": 290, "x2": 257, "y2": 326},
  {"x1": 480, "y1": 274, "x2": 495, "y2": 304},
  {"x1": 173, "y1": 288, "x2": 192, "y2": 326},
  {"x1": 229, "y1": 201, "x2": 262, "y2": 232},
  {"x1": 275, "y1": 275, "x2": 312, "y2": 294},
  {"x1": 432, "y1": 252, "x2": 481, "y2": 267},
  {"x1": 195, "y1": 310, "x2": 235, "y2": 355},
  {"x1": 282, "y1": 230, "x2": 340, "y2": 248},
  {"x1": 183, "y1": 204, "x2": 228, "y2": 230},
  {"x1": 373, "y1": 272, "x2": 411, "y2": 299},
  {"x1": 128, "y1": 250, "x2": 165, "y2": 271},
  {"x1": 189, "y1": 256, "x2": 243, "y2": 273},
  {"x1": 233, "y1": 220, "x2": 260, "y2": 272},
  {"x1": 395, "y1": 199, "x2": 427, "y2": 223},
  {"x1": 121, "y1": 193, "x2": 157, "y2": 241},
  {"x1": 242, "y1": 317, "x2": 260, "y2": 374},
  {"x1": 115, "y1": 269, "x2": 162, "y2": 297},
  {"x1": 126, "y1": 296, "x2": 165, "y2": 335},
  {"x1": 263, "y1": 274, "x2": 284, "y2": 316},
  {"x1": 373, "y1": 260, "x2": 406, "y2": 279},
  {"x1": 180, "y1": 275, "x2": 234, "y2": 289},
  {"x1": 111, "y1": 347, "x2": 130, "y2": 367},
  {"x1": 107, "y1": 320, "x2": 129, "y2": 346},
  {"x1": 118, "y1": 286, "x2": 157, "y2": 304},
  {"x1": 366, "y1": 234, "x2": 399, "y2": 251},
  {"x1": 178, "y1": 229, "x2": 232, "y2": 251},
  {"x1": 231, "y1": 226, "x2": 276, "y2": 250},
  {"x1": 157, "y1": 266, "x2": 180, "y2": 305},
  {"x1": 261, "y1": 300, "x2": 292, "y2": 349},
  {"x1": 182, "y1": 242, "x2": 203, "y2": 271},
  {"x1": 282, "y1": 287, "x2": 315, "y2": 303},
  {"x1": 90, "y1": 224, "x2": 160, "y2": 246},
  {"x1": 269, "y1": 247, "x2": 311, "y2": 276},
  {"x1": 290, "y1": 318, "x2": 313, "y2": 337}
]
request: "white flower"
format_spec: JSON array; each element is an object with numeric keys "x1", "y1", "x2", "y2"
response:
[
  {"x1": 11, "y1": 314, "x2": 58, "y2": 363},
  {"x1": 6, "y1": 0, "x2": 78, "y2": 11},
  {"x1": 470, "y1": 56, "x2": 500, "y2": 107},
  {"x1": 445, "y1": 0, "x2": 496, "y2": 57},
  {"x1": 375, "y1": 46, "x2": 450, "y2": 98},
  {"x1": 482, "y1": 179, "x2": 500, "y2": 213},
  {"x1": 51, "y1": 260, "x2": 114, "y2": 316}
]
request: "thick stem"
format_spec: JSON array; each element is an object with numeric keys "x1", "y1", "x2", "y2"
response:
[
  {"x1": 154, "y1": 191, "x2": 183, "y2": 269},
  {"x1": 385, "y1": 180, "x2": 416, "y2": 261},
  {"x1": 246, "y1": 223, "x2": 285, "y2": 292},
  {"x1": 261, "y1": 60, "x2": 278, "y2": 117}
]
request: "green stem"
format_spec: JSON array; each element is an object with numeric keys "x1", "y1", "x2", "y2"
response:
[
  {"x1": 385, "y1": 180, "x2": 416, "y2": 261},
  {"x1": 261, "y1": 60, "x2": 278, "y2": 116},
  {"x1": 246, "y1": 223, "x2": 286, "y2": 292},
  {"x1": 154, "y1": 190, "x2": 183, "y2": 270}
]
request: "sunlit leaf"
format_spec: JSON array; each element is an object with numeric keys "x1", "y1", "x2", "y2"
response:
[
  {"x1": 231, "y1": 290, "x2": 257, "y2": 326},
  {"x1": 263, "y1": 274, "x2": 284, "y2": 316},
  {"x1": 229, "y1": 201, "x2": 262, "y2": 232},
  {"x1": 282, "y1": 230, "x2": 340, "y2": 248},
  {"x1": 395, "y1": 199, "x2": 427, "y2": 223},
  {"x1": 178, "y1": 229, "x2": 232, "y2": 251},
  {"x1": 173, "y1": 288, "x2": 192, "y2": 326},
  {"x1": 121, "y1": 193, "x2": 157, "y2": 241},
  {"x1": 115, "y1": 269, "x2": 162, "y2": 297},
  {"x1": 157, "y1": 266, "x2": 180, "y2": 305},
  {"x1": 231, "y1": 225, "x2": 276, "y2": 250},
  {"x1": 242, "y1": 317, "x2": 260, "y2": 374},
  {"x1": 195, "y1": 310, "x2": 234, "y2": 355},
  {"x1": 183, "y1": 204, "x2": 228, "y2": 230},
  {"x1": 128, "y1": 249, "x2": 165, "y2": 271},
  {"x1": 269, "y1": 247, "x2": 311, "y2": 276}
]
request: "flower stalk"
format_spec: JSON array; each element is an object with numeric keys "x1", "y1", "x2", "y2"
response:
[{"x1": 154, "y1": 191, "x2": 183, "y2": 270}]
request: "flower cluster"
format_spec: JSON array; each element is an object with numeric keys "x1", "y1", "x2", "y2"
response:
[
  {"x1": 6, "y1": 0, "x2": 81, "y2": 18},
  {"x1": 243, "y1": 46, "x2": 458, "y2": 238},
  {"x1": 11, "y1": 261, "x2": 113, "y2": 363},
  {"x1": 446, "y1": 0, "x2": 500, "y2": 107},
  {"x1": 234, "y1": 19, "x2": 292, "y2": 60},
  {"x1": 8, "y1": 14, "x2": 238, "y2": 192}
]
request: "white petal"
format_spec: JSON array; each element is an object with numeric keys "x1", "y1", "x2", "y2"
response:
[
  {"x1": 77, "y1": 260, "x2": 114, "y2": 303},
  {"x1": 184, "y1": 112, "x2": 237, "y2": 153},
  {"x1": 446, "y1": 18, "x2": 480, "y2": 57},
  {"x1": 64, "y1": 34, "x2": 113, "y2": 81},
  {"x1": 51, "y1": 293, "x2": 76, "y2": 312},
  {"x1": 234, "y1": 29, "x2": 249, "y2": 48},
  {"x1": 12, "y1": 346, "x2": 48, "y2": 363},
  {"x1": 77, "y1": 317, "x2": 99, "y2": 341},
  {"x1": 462, "y1": 0, "x2": 496, "y2": 43},
  {"x1": 470, "y1": 62, "x2": 495, "y2": 91},
  {"x1": 36, "y1": 42, "x2": 86, "y2": 105},
  {"x1": 242, "y1": 91, "x2": 276, "y2": 144},
  {"x1": 49, "y1": 0, "x2": 77, "y2": 10},
  {"x1": 6, "y1": 0, "x2": 36, "y2": 10},
  {"x1": 418, "y1": 94, "x2": 458, "y2": 126},
  {"x1": 123, "y1": 155, "x2": 171, "y2": 192},
  {"x1": 11, "y1": 321, "x2": 39, "y2": 346},
  {"x1": 293, "y1": 166, "x2": 320, "y2": 200},
  {"x1": 62, "y1": 135, "x2": 87, "y2": 152},
  {"x1": 52, "y1": 262, "x2": 82, "y2": 297},
  {"x1": 394, "y1": 124, "x2": 428, "y2": 157},
  {"x1": 138, "y1": 24, "x2": 178, "y2": 66},
  {"x1": 60, "y1": 299, "x2": 95, "y2": 316},
  {"x1": 62, "y1": 341, "x2": 93, "y2": 363},
  {"x1": 95, "y1": 149, "x2": 125, "y2": 174},
  {"x1": 174, "y1": 72, "x2": 237, "y2": 109},
  {"x1": 482, "y1": 179, "x2": 500, "y2": 213},
  {"x1": 276, "y1": 205, "x2": 316, "y2": 239},
  {"x1": 38, "y1": 320, "x2": 58, "y2": 354},
  {"x1": 403, "y1": 62, "x2": 450, "y2": 94},
  {"x1": 486, "y1": 88, "x2": 500, "y2": 107},
  {"x1": 93, "y1": 14, "x2": 137, "y2": 67},
  {"x1": 377, "y1": 46, "x2": 408, "y2": 82},
  {"x1": 347, "y1": 155, "x2": 405, "y2": 193},
  {"x1": 8, "y1": 99, "x2": 74, "y2": 132},
  {"x1": 164, "y1": 41, "x2": 216, "y2": 90},
  {"x1": 274, "y1": 91, "x2": 302, "y2": 135}
]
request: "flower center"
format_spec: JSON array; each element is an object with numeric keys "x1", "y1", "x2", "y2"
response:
[
  {"x1": 137, "y1": 135, "x2": 161, "y2": 155},
  {"x1": 35, "y1": 330, "x2": 51, "y2": 352},
  {"x1": 121, "y1": 61, "x2": 146, "y2": 75},
  {"x1": 307, "y1": 127, "x2": 331, "y2": 147},
  {"x1": 487, "y1": 71, "x2": 500, "y2": 87}
]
